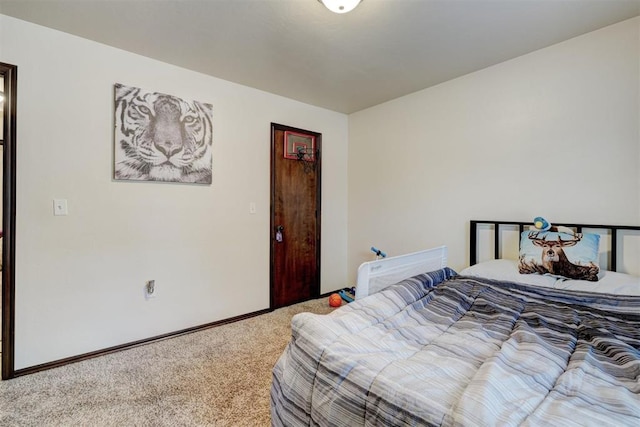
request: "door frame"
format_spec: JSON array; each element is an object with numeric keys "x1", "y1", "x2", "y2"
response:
[
  {"x1": 269, "y1": 123, "x2": 322, "y2": 310},
  {"x1": 1, "y1": 62, "x2": 17, "y2": 380}
]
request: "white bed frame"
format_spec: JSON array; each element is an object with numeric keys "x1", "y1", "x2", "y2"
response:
[{"x1": 355, "y1": 246, "x2": 448, "y2": 299}]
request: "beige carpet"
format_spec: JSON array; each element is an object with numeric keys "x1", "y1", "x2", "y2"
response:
[{"x1": 0, "y1": 298, "x2": 336, "y2": 426}]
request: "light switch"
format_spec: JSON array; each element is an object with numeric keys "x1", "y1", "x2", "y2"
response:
[
  {"x1": 53, "y1": 199, "x2": 68, "y2": 216},
  {"x1": 249, "y1": 202, "x2": 256, "y2": 214}
]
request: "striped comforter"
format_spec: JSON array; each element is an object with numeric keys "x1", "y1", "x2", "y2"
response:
[{"x1": 271, "y1": 269, "x2": 640, "y2": 426}]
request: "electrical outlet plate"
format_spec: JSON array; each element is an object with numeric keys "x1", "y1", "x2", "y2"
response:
[{"x1": 145, "y1": 280, "x2": 157, "y2": 299}]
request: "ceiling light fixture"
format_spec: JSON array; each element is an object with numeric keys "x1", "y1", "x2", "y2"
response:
[{"x1": 318, "y1": 0, "x2": 362, "y2": 14}]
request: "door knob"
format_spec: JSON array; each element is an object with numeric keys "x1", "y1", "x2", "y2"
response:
[{"x1": 275, "y1": 225, "x2": 284, "y2": 242}]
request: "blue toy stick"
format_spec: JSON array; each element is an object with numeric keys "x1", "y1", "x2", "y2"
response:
[{"x1": 371, "y1": 247, "x2": 387, "y2": 258}]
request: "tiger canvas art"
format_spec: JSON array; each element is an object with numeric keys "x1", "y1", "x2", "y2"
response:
[{"x1": 114, "y1": 83, "x2": 213, "y2": 184}]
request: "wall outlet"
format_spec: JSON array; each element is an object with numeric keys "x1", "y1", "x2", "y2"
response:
[{"x1": 145, "y1": 280, "x2": 156, "y2": 299}]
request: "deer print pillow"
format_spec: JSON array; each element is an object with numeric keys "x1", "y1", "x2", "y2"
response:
[{"x1": 518, "y1": 231, "x2": 600, "y2": 281}]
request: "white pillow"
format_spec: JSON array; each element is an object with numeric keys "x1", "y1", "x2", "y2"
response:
[
  {"x1": 460, "y1": 259, "x2": 640, "y2": 296},
  {"x1": 554, "y1": 270, "x2": 640, "y2": 296},
  {"x1": 460, "y1": 259, "x2": 558, "y2": 287}
]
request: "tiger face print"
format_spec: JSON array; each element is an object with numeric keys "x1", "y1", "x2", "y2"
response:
[{"x1": 114, "y1": 83, "x2": 213, "y2": 184}]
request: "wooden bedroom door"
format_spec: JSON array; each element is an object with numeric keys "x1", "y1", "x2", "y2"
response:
[
  {"x1": 270, "y1": 123, "x2": 321, "y2": 309},
  {"x1": 1, "y1": 62, "x2": 18, "y2": 379}
]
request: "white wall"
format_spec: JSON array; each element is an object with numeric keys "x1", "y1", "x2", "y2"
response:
[
  {"x1": 0, "y1": 15, "x2": 348, "y2": 369},
  {"x1": 2, "y1": 14, "x2": 638, "y2": 371},
  {"x1": 348, "y1": 17, "x2": 640, "y2": 278}
]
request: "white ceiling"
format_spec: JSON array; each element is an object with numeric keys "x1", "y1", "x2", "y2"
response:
[{"x1": 1, "y1": 0, "x2": 639, "y2": 113}]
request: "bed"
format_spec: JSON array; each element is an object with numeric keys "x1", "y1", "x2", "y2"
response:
[{"x1": 271, "y1": 220, "x2": 640, "y2": 426}]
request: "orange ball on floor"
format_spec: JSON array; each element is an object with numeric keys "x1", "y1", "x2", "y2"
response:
[{"x1": 328, "y1": 293, "x2": 342, "y2": 307}]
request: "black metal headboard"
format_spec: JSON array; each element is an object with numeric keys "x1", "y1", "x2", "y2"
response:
[{"x1": 470, "y1": 220, "x2": 640, "y2": 272}]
